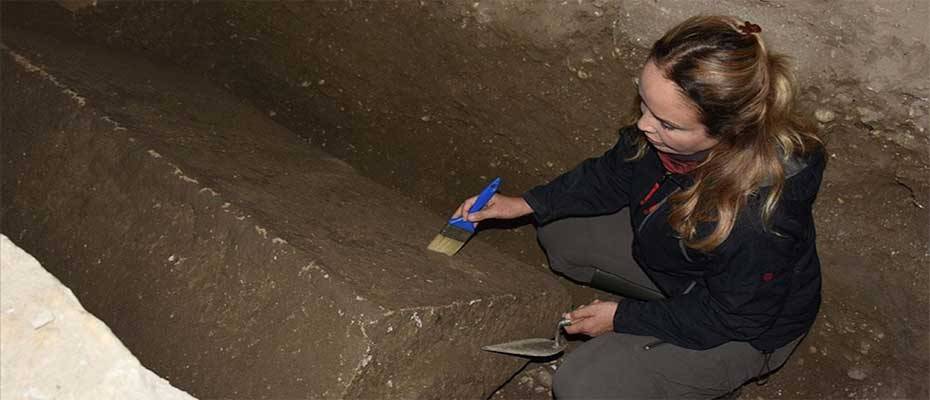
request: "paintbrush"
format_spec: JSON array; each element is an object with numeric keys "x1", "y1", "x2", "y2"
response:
[{"x1": 427, "y1": 177, "x2": 502, "y2": 256}]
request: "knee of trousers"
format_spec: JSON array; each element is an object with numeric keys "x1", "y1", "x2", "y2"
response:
[
  {"x1": 536, "y1": 222, "x2": 596, "y2": 283},
  {"x1": 551, "y1": 365, "x2": 589, "y2": 400},
  {"x1": 552, "y1": 354, "x2": 653, "y2": 400},
  {"x1": 551, "y1": 333, "x2": 664, "y2": 399}
]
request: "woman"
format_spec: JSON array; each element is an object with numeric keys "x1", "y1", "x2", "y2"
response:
[{"x1": 454, "y1": 16, "x2": 825, "y2": 399}]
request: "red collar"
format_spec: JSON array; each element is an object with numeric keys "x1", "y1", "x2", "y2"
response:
[{"x1": 656, "y1": 149, "x2": 710, "y2": 174}]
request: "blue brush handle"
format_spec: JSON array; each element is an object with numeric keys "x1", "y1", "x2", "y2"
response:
[{"x1": 447, "y1": 177, "x2": 502, "y2": 233}]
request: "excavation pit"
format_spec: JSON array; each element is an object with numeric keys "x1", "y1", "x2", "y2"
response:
[
  {"x1": 2, "y1": 1, "x2": 928, "y2": 398},
  {"x1": 1, "y1": 29, "x2": 568, "y2": 399}
]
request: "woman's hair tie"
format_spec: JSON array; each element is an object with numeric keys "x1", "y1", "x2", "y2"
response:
[{"x1": 739, "y1": 21, "x2": 762, "y2": 35}]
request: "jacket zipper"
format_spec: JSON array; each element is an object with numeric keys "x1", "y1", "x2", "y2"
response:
[
  {"x1": 637, "y1": 172, "x2": 678, "y2": 233},
  {"x1": 637, "y1": 172, "x2": 695, "y2": 352}
]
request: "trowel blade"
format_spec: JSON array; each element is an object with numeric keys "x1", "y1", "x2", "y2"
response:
[{"x1": 482, "y1": 338, "x2": 566, "y2": 358}]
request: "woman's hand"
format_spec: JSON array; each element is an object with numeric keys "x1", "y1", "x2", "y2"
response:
[
  {"x1": 563, "y1": 299, "x2": 619, "y2": 337},
  {"x1": 452, "y1": 194, "x2": 533, "y2": 224}
]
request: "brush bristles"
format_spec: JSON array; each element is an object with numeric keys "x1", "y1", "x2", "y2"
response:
[
  {"x1": 427, "y1": 222, "x2": 474, "y2": 256},
  {"x1": 427, "y1": 234, "x2": 466, "y2": 256}
]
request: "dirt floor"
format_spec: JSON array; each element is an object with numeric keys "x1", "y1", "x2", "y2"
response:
[{"x1": 2, "y1": 1, "x2": 928, "y2": 399}]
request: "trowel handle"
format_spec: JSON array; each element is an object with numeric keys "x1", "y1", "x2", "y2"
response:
[{"x1": 554, "y1": 318, "x2": 572, "y2": 348}]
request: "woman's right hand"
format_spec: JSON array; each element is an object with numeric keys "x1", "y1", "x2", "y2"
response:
[{"x1": 451, "y1": 194, "x2": 533, "y2": 225}]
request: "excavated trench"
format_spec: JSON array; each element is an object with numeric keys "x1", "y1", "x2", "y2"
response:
[{"x1": 2, "y1": 1, "x2": 928, "y2": 399}]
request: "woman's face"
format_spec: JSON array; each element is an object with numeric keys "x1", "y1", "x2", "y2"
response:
[{"x1": 636, "y1": 60, "x2": 718, "y2": 155}]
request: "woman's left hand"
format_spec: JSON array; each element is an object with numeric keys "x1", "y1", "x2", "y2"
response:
[{"x1": 562, "y1": 299, "x2": 619, "y2": 337}]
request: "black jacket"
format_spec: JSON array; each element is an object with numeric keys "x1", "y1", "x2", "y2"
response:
[{"x1": 524, "y1": 126, "x2": 824, "y2": 352}]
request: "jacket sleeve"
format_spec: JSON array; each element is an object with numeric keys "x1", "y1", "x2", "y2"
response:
[
  {"x1": 522, "y1": 130, "x2": 638, "y2": 224},
  {"x1": 613, "y1": 224, "x2": 799, "y2": 350}
]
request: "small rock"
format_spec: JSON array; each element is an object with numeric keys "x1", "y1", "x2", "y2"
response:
[
  {"x1": 858, "y1": 341, "x2": 871, "y2": 355},
  {"x1": 474, "y1": 10, "x2": 492, "y2": 24},
  {"x1": 848, "y1": 366, "x2": 868, "y2": 381},
  {"x1": 834, "y1": 93, "x2": 853, "y2": 105},
  {"x1": 31, "y1": 309, "x2": 55, "y2": 329},
  {"x1": 577, "y1": 70, "x2": 590, "y2": 80},
  {"x1": 533, "y1": 386, "x2": 547, "y2": 393},
  {"x1": 808, "y1": 345, "x2": 818, "y2": 354},
  {"x1": 857, "y1": 106, "x2": 883, "y2": 124},
  {"x1": 535, "y1": 368, "x2": 553, "y2": 388},
  {"x1": 23, "y1": 387, "x2": 50, "y2": 400},
  {"x1": 420, "y1": 115, "x2": 431, "y2": 122},
  {"x1": 914, "y1": 115, "x2": 928, "y2": 133},
  {"x1": 815, "y1": 109, "x2": 836, "y2": 123},
  {"x1": 518, "y1": 375, "x2": 534, "y2": 386}
]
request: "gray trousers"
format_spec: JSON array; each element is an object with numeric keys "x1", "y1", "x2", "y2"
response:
[{"x1": 537, "y1": 209, "x2": 802, "y2": 400}]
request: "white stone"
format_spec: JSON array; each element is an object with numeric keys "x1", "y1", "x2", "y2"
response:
[
  {"x1": 833, "y1": 93, "x2": 853, "y2": 105},
  {"x1": 30, "y1": 309, "x2": 55, "y2": 329},
  {"x1": 847, "y1": 366, "x2": 868, "y2": 381},
  {"x1": 856, "y1": 106, "x2": 883, "y2": 124},
  {"x1": 815, "y1": 109, "x2": 836, "y2": 123},
  {"x1": 0, "y1": 235, "x2": 196, "y2": 400}
]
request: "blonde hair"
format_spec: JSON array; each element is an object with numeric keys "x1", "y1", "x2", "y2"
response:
[{"x1": 633, "y1": 15, "x2": 822, "y2": 251}]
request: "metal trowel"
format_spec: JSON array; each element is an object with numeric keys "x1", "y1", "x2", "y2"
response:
[{"x1": 481, "y1": 318, "x2": 572, "y2": 358}]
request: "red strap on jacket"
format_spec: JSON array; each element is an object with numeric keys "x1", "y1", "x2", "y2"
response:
[
  {"x1": 639, "y1": 181, "x2": 661, "y2": 206},
  {"x1": 640, "y1": 150, "x2": 708, "y2": 213}
]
